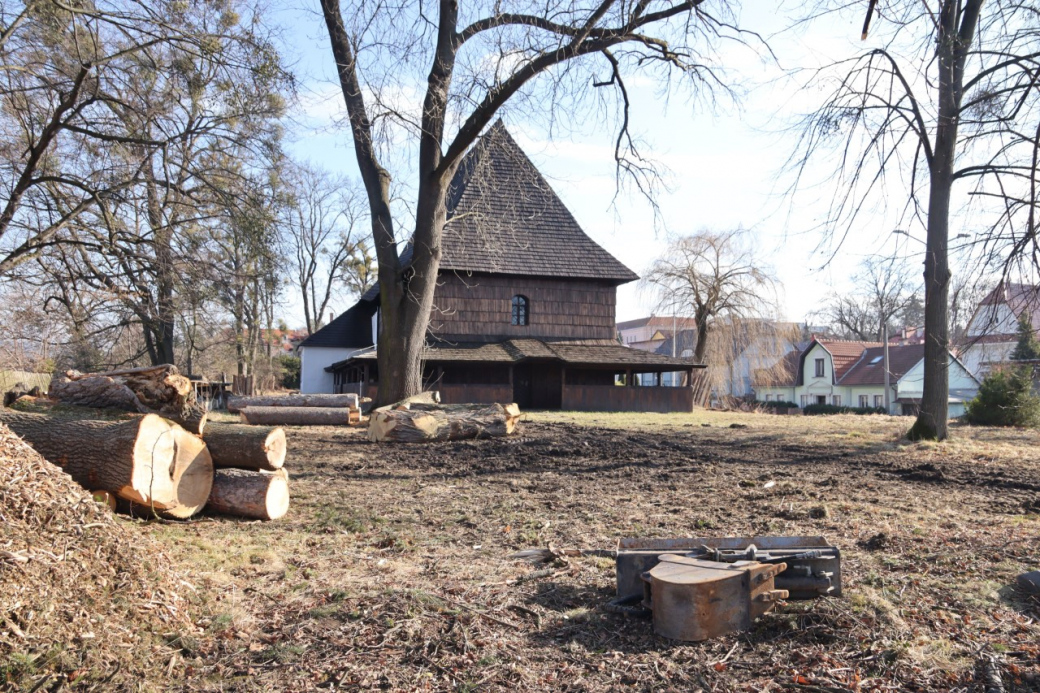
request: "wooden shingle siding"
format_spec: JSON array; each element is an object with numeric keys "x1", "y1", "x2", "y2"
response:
[{"x1": 429, "y1": 273, "x2": 617, "y2": 341}]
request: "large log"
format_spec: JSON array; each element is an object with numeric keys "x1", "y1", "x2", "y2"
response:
[
  {"x1": 0, "y1": 410, "x2": 212, "y2": 518},
  {"x1": 239, "y1": 406, "x2": 355, "y2": 426},
  {"x1": 373, "y1": 390, "x2": 441, "y2": 412},
  {"x1": 203, "y1": 422, "x2": 286, "y2": 471},
  {"x1": 48, "y1": 364, "x2": 207, "y2": 435},
  {"x1": 368, "y1": 403, "x2": 521, "y2": 443},
  {"x1": 206, "y1": 468, "x2": 289, "y2": 521},
  {"x1": 227, "y1": 393, "x2": 359, "y2": 413}
]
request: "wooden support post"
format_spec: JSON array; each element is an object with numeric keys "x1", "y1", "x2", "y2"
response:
[{"x1": 626, "y1": 369, "x2": 633, "y2": 387}]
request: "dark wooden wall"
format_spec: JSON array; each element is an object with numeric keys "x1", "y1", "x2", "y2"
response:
[
  {"x1": 429, "y1": 272, "x2": 617, "y2": 341},
  {"x1": 561, "y1": 384, "x2": 694, "y2": 413}
]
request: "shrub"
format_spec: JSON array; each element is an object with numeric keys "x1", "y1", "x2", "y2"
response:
[
  {"x1": 802, "y1": 403, "x2": 886, "y2": 416},
  {"x1": 964, "y1": 367, "x2": 1040, "y2": 427},
  {"x1": 276, "y1": 354, "x2": 301, "y2": 390},
  {"x1": 757, "y1": 400, "x2": 799, "y2": 409}
]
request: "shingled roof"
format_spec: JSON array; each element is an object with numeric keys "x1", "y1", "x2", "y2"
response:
[
  {"x1": 297, "y1": 301, "x2": 376, "y2": 349},
  {"x1": 437, "y1": 121, "x2": 638, "y2": 284},
  {"x1": 838, "y1": 344, "x2": 923, "y2": 386}
]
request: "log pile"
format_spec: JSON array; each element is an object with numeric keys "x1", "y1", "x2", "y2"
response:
[
  {"x1": 228, "y1": 392, "x2": 362, "y2": 412},
  {"x1": 368, "y1": 401, "x2": 521, "y2": 443},
  {"x1": 239, "y1": 406, "x2": 359, "y2": 426},
  {"x1": 48, "y1": 364, "x2": 208, "y2": 435},
  {"x1": 203, "y1": 422, "x2": 286, "y2": 472}
]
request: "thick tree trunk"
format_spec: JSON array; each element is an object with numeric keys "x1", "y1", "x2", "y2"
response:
[
  {"x1": 227, "y1": 393, "x2": 359, "y2": 413},
  {"x1": 368, "y1": 403, "x2": 520, "y2": 443},
  {"x1": 909, "y1": 0, "x2": 981, "y2": 441},
  {"x1": 239, "y1": 406, "x2": 357, "y2": 426},
  {"x1": 203, "y1": 422, "x2": 286, "y2": 471},
  {"x1": 206, "y1": 468, "x2": 289, "y2": 521},
  {"x1": 0, "y1": 410, "x2": 212, "y2": 518}
]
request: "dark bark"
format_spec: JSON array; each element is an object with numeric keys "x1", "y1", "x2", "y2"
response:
[{"x1": 909, "y1": 0, "x2": 983, "y2": 441}]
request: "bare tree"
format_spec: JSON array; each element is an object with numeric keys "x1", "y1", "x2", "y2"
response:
[
  {"x1": 320, "y1": 0, "x2": 758, "y2": 404},
  {"x1": 789, "y1": 1, "x2": 1040, "y2": 440},
  {"x1": 281, "y1": 163, "x2": 373, "y2": 335},
  {"x1": 819, "y1": 257, "x2": 923, "y2": 341},
  {"x1": 642, "y1": 229, "x2": 781, "y2": 364}
]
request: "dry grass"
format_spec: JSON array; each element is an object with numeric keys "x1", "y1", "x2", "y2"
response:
[{"x1": 124, "y1": 409, "x2": 1040, "y2": 692}]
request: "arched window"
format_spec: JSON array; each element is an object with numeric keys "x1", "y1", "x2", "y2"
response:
[{"x1": 511, "y1": 295, "x2": 529, "y2": 326}]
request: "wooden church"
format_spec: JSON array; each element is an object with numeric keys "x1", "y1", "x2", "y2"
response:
[{"x1": 298, "y1": 122, "x2": 702, "y2": 411}]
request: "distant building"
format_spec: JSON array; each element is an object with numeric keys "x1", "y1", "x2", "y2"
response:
[
  {"x1": 958, "y1": 282, "x2": 1040, "y2": 379},
  {"x1": 754, "y1": 337, "x2": 979, "y2": 416}
]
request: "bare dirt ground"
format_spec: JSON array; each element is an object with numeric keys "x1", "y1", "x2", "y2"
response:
[{"x1": 144, "y1": 410, "x2": 1040, "y2": 692}]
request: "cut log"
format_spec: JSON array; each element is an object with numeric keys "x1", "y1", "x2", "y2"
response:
[
  {"x1": 374, "y1": 391, "x2": 441, "y2": 413},
  {"x1": 203, "y1": 422, "x2": 286, "y2": 471},
  {"x1": 0, "y1": 410, "x2": 212, "y2": 518},
  {"x1": 239, "y1": 406, "x2": 355, "y2": 426},
  {"x1": 368, "y1": 402, "x2": 521, "y2": 443},
  {"x1": 227, "y1": 393, "x2": 360, "y2": 413},
  {"x1": 206, "y1": 468, "x2": 289, "y2": 521}
]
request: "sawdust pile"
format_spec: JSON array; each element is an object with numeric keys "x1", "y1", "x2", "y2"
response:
[{"x1": 0, "y1": 423, "x2": 192, "y2": 690}]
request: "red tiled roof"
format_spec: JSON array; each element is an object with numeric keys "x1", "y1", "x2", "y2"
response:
[
  {"x1": 976, "y1": 282, "x2": 1040, "y2": 335},
  {"x1": 815, "y1": 339, "x2": 883, "y2": 381},
  {"x1": 838, "y1": 345, "x2": 924, "y2": 386}
]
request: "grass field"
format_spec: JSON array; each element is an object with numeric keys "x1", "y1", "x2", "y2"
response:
[{"x1": 130, "y1": 410, "x2": 1040, "y2": 691}]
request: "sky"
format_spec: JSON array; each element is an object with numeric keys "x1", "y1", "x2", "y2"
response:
[{"x1": 270, "y1": 1, "x2": 952, "y2": 327}]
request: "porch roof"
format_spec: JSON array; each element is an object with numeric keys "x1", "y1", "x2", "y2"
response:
[{"x1": 325, "y1": 339, "x2": 704, "y2": 373}]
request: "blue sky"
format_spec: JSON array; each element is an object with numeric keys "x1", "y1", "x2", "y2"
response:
[{"x1": 271, "y1": 1, "x2": 959, "y2": 326}]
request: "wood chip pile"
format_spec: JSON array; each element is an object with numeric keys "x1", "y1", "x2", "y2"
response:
[{"x1": 0, "y1": 424, "x2": 192, "y2": 689}]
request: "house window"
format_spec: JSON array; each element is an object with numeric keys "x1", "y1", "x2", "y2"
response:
[
  {"x1": 832, "y1": 395, "x2": 842, "y2": 406},
  {"x1": 815, "y1": 358, "x2": 825, "y2": 377},
  {"x1": 800, "y1": 395, "x2": 808, "y2": 407},
  {"x1": 874, "y1": 395, "x2": 883, "y2": 408},
  {"x1": 859, "y1": 395, "x2": 869, "y2": 407},
  {"x1": 765, "y1": 394, "x2": 773, "y2": 402},
  {"x1": 511, "y1": 295, "x2": 529, "y2": 326}
]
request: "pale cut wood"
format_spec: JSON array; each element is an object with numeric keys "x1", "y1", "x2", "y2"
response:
[
  {"x1": 239, "y1": 406, "x2": 354, "y2": 426},
  {"x1": 0, "y1": 410, "x2": 212, "y2": 517},
  {"x1": 368, "y1": 402, "x2": 521, "y2": 443},
  {"x1": 206, "y1": 468, "x2": 289, "y2": 521},
  {"x1": 227, "y1": 393, "x2": 360, "y2": 413},
  {"x1": 374, "y1": 390, "x2": 441, "y2": 413},
  {"x1": 203, "y1": 422, "x2": 286, "y2": 471}
]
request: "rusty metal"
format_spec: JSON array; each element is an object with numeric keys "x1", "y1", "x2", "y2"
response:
[
  {"x1": 615, "y1": 536, "x2": 841, "y2": 602},
  {"x1": 640, "y1": 555, "x2": 789, "y2": 641}
]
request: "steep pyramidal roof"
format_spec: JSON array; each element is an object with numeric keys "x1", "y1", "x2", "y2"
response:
[{"x1": 439, "y1": 121, "x2": 638, "y2": 284}]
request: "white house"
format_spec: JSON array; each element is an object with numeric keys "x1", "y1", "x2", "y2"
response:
[
  {"x1": 297, "y1": 300, "x2": 377, "y2": 394},
  {"x1": 959, "y1": 283, "x2": 1040, "y2": 379},
  {"x1": 755, "y1": 338, "x2": 979, "y2": 416}
]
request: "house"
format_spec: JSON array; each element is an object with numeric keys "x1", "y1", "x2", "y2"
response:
[
  {"x1": 959, "y1": 282, "x2": 1040, "y2": 379},
  {"x1": 299, "y1": 122, "x2": 703, "y2": 411},
  {"x1": 754, "y1": 337, "x2": 979, "y2": 416},
  {"x1": 617, "y1": 316, "x2": 699, "y2": 350}
]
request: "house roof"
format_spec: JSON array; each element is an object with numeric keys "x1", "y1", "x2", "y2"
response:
[
  {"x1": 297, "y1": 301, "x2": 376, "y2": 349},
  {"x1": 436, "y1": 122, "x2": 638, "y2": 284},
  {"x1": 327, "y1": 338, "x2": 703, "y2": 371},
  {"x1": 616, "y1": 316, "x2": 700, "y2": 331},
  {"x1": 838, "y1": 344, "x2": 923, "y2": 386},
  {"x1": 812, "y1": 339, "x2": 884, "y2": 381},
  {"x1": 974, "y1": 282, "x2": 1040, "y2": 337}
]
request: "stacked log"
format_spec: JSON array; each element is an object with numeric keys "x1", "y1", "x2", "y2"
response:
[
  {"x1": 47, "y1": 365, "x2": 208, "y2": 435},
  {"x1": 203, "y1": 423, "x2": 286, "y2": 472},
  {"x1": 368, "y1": 402, "x2": 521, "y2": 443},
  {"x1": 206, "y1": 468, "x2": 289, "y2": 521},
  {"x1": 227, "y1": 393, "x2": 360, "y2": 413},
  {"x1": 239, "y1": 406, "x2": 357, "y2": 426},
  {"x1": 0, "y1": 410, "x2": 213, "y2": 519}
]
